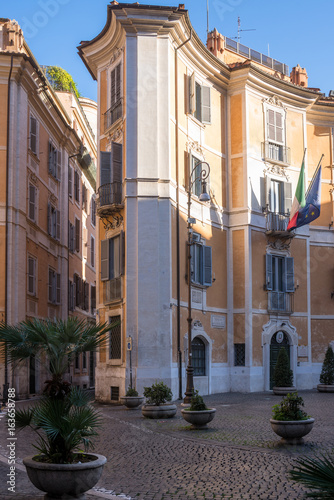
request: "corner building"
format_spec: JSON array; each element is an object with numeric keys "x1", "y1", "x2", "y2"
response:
[{"x1": 78, "y1": 3, "x2": 334, "y2": 401}]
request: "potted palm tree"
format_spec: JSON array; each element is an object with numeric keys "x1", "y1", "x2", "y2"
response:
[
  {"x1": 270, "y1": 392, "x2": 314, "y2": 445},
  {"x1": 120, "y1": 387, "x2": 144, "y2": 409},
  {"x1": 317, "y1": 345, "x2": 334, "y2": 392},
  {"x1": 0, "y1": 317, "x2": 113, "y2": 500},
  {"x1": 141, "y1": 381, "x2": 176, "y2": 419},
  {"x1": 181, "y1": 390, "x2": 216, "y2": 429},
  {"x1": 273, "y1": 347, "x2": 296, "y2": 395},
  {"x1": 289, "y1": 453, "x2": 334, "y2": 497}
]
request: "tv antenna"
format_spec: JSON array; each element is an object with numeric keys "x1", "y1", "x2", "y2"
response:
[{"x1": 230, "y1": 17, "x2": 256, "y2": 43}]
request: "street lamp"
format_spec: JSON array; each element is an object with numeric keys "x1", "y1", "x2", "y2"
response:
[{"x1": 184, "y1": 161, "x2": 211, "y2": 404}]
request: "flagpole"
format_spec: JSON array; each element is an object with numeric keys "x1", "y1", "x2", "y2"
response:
[{"x1": 305, "y1": 154, "x2": 324, "y2": 198}]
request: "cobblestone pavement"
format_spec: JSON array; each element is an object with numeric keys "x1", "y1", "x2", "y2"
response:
[{"x1": 0, "y1": 390, "x2": 333, "y2": 499}]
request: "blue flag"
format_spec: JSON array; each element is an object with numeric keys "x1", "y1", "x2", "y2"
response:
[{"x1": 294, "y1": 163, "x2": 322, "y2": 229}]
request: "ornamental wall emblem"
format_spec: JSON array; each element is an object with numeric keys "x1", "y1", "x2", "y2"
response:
[
  {"x1": 109, "y1": 48, "x2": 123, "y2": 65},
  {"x1": 193, "y1": 320, "x2": 203, "y2": 329},
  {"x1": 29, "y1": 172, "x2": 39, "y2": 186},
  {"x1": 186, "y1": 140, "x2": 205, "y2": 157},
  {"x1": 108, "y1": 123, "x2": 124, "y2": 143},
  {"x1": 48, "y1": 193, "x2": 57, "y2": 204},
  {"x1": 262, "y1": 94, "x2": 286, "y2": 110},
  {"x1": 266, "y1": 239, "x2": 292, "y2": 253},
  {"x1": 264, "y1": 163, "x2": 289, "y2": 181}
]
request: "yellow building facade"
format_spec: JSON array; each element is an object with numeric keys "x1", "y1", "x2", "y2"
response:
[
  {"x1": 79, "y1": 3, "x2": 334, "y2": 401},
  {"x1": 0, "y1": 20, "x2": 97, "y2": 398}
]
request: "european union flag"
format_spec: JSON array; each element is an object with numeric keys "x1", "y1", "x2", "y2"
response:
[{"x1": 295, "y1": 163, "x2": 322, "y2": 229}]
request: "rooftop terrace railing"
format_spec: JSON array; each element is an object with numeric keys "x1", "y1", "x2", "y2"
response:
[{"x1": 225, "y1": 38, "x2": 289, "y2": 76}]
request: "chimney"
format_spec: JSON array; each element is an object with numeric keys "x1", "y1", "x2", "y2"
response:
[
  {"x1": 207, "y1": 28, "x2": 224, "y2": 57},
  {"x1": 290, "y1": 64, "x2": 308, "y2": 88},
  {"x1": 0, "y1": 19, "x2": 23, "y2": 52}
]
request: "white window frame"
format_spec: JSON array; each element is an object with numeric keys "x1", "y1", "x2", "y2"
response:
[
  {"x1": 188, "y1": 72, "x2": 211, "y2": 125},
  {"x1": 190, "y1": 233, "x2": 212, "y2": 287},
  {"x1": 263, "y1": 101, "x2": 287, "y2": 163},
  {"x1": 91, "y1": 235, "x2": 95, "y2": 268},
  {"x1": 27, "y1": 256, "x2": 37, "y2": 296},
  {"x1": 29, "y1": 114, "x2": 39, "y2": 157}
]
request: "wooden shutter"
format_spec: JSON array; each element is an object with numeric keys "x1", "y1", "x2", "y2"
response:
[
  {"x1": 284, "y1": 182, "x2": 292, "y2": 214},
  {"x1": 91, "y1": 236, "x2": 95, "y2": 267},
  {"x1": 82, "y1": 227, "x2": 88, "y2": 259},
  {"x1": 101, "y1": 239, "x2": 110, "y2": 281},
  {"x1": 68, "y1": 167, "x2": 73, "y2": 198},
  {"x1": 100, "y1": 151, "x2": 112, "y2": 186},
  {"x1": 111, "y1": 67, "x2": 116, "y2": 105},
  {"x1": 57, "y1": 150, "x2": 62, "y2": 181},
  {"x1": 264, "y1": 175, "x2": 270, "y2": 207},
  {"x1": 84, "y1": 282, "x2": 89, "y2": 311},
  {"x1": 82, "y1": 184, "x2": 86, "y2": 210},
  {"x1": 266, "y1": 254, "x2": 273, "y2": 291},
  {"x1": 75, "y1": 219, "x2": 80, "y2": 252},
  {"x1": 275, "y1": 112, "x2": 283, "y2": 143},
  {"x1": 56, "y1": 210, "x2": 60, "y2": 241},
  {"x1": 267, "y1": 109, "x2": 276, "y2": 141},
  {"x1": 56, "y1": 273, "x2": 61, "y2": 304},
  {"x1": 112, "y1": 142, "x2": 122, "y2": 183},
  {"x1": 47, "y1": 204, "x2": 52, "y2": 235},
  {"x1": 189, "y1": 72, "x2": 195, "y2": 115},
  {"x1": 189, "y1": 242, "x2": 194, "y2": 283},
  {"x1": 91, "y1": 286, "x2": 96, "y2": 310},
  {"x1": 201, "y1": 86, "x2": 211, "y2": 124},
  {"x1": 28, "y1": 257, "x2": 35, "y2": 294},
  {"x1": 48, "y1": 141, "x2": 53, "y2": 174},
  {"x1": 29, "y1": 185, "x2": 36, "y2": 221},
  {"x1": 285, "y1": 257, "x2": 294, "y2": 292},
  {"x1": 203, "y1": 245, "x2": 212, "y2": 286},
  {"x1": 30, "y1": 116, "x2": 37, "y2": 153},
  {"x1": 116, "y1": 63, "x2": 121, "y2": 102}
]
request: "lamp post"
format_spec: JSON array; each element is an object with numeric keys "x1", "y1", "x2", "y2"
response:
[{"x1": 184, "y1": 161, "x2": 210, "y2": 404}]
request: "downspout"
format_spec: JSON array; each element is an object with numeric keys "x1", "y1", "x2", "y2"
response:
[
  {"x1": 175, "y1": 28, "x2": 192, "y2": 399},
  {"x1": 4, "y1": 55, "x2": 14, "y2": 402}
]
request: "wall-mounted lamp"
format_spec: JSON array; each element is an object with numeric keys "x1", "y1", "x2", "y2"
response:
[
  {"x1": 295, "y1": 279, "x2": 299, "y2": 291},
  {"x1": 329, "y1": 217, "x2": 334, "y2": 230},
  {"x1": 331, "y1": 291, "x2": 334, "y2": 299}
]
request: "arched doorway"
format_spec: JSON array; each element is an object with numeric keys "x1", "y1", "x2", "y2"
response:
[
  {"x1": 192, "y1": 337, "x2": 206, "y2": 376},
  {"x1": 270, "y1": 331, "x2": 290, "y2": 389}
]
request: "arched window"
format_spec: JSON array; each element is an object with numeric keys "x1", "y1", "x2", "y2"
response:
[{"x1": 192, "y1": 337, "x2": 205, "y2": 376}]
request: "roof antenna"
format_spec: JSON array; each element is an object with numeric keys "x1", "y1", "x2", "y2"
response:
[
  {"x1": 207, "y1": 0, "x2": 209, "y2": 36},
  {"x1": 230, "y1": 17, "x2": 256, "y2": 43}
]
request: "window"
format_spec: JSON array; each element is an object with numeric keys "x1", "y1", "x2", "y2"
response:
[
  {"x1": 91, "y1": 285, "x2": 96, "y2": 314},
  {"x1": 83, "y1": 281, "x2": 89, "y2": 311},
  {"x1": 266, "y1": 254, "x2": 294, "y2": 312},
  {"x1": 48, "y1": 268, "x2": 60, "y2": 304},
  {"x1": 82, "y1": 184, "x2": 87, "y2": 212},
  {"x1": 47, "y1": 204, "x2": 60, "y2": 240},
  {"x1": 264, "y1": 107, "x2": 287, "y2": 163},
  {"x1": 82, "y1": 352, "x2": 87, "y2": 370},
  {"x1": 91, "y1": 197, "x2": 96, "y2": 226},
  {"x1": 100, "y1": 142, "x2": 122, "y2": 186},
  {"x1": 68, "y1": 166, "x2": 73, "y2": 199},
  {"x1": 101, "y1": 233, "x2": 124, "y2": 281},
  {"x1": 29, "y1": 116, "x2": 38, "y2": 155},
  {"x1": 111, "y1": 63, "x2": 121, "y2": 108},
  {"x1": 265, "y1": 176, "x2": 292, "y2": 215},
  {"x1": 190, "y1": 155, "x2": 210, "y2": 198},
  {"x1": 74, "y1": 170, "x2": 80, "y2": 202},
  {"x1": 69, "y1": 280, "x2": 75, "y2": 311},
  {"x1": 48, "y1": 141, "x2": 61, "y2": 180},
  {"x1": 74, "y1": 273, "x2": 82, "y2": 308},
  {"x1": 75, "y1": 352, "x2": 80, "y2": 370},
  {"x1": 190, "y1": 234, "x2": 212, "y2": 287},
  {"x1": 91, "y1": 236, "x2": 95, "y2": 268},
  {"x1": 28, "y1": 184, "x2": 37, "y2": 222},
  {"x1": 192, "y1": 337, "x2": 205, "y2": 376},
  {"x1": 75, "y1": 218, "x2": 80, "y2": 253},
  {"x1": 189, "y1": 73, "x2": 211, "y2": 124},
  {"x1": 109, "y1": 315, "x2": 121, "y2": 360},
  {"x1": 234, "y1": 344, "x2": 245, "y2": 366},
  {"x1": 28, "y1": 256, "x2": 36, "y2": 295}
]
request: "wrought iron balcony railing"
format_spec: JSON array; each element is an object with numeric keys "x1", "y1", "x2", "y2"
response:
[
  {"x1": 103, "y1": 277, "x2": 122, "y2": 303},
  {"x1": 262, "y1": 141, "x2": 290, "y2": 164},
  {"x1": 97, "y1": 182, "x2": 122, "y2": 209},
  {"x1": 104, "y1": 99, "x2": 122, "y2": 131},
  {"x1": 266, "y1": 211, "x2": 290, "y2": 233},
  {"x1": 267, "y1": 291, "x2": 293, "y2": 314}
]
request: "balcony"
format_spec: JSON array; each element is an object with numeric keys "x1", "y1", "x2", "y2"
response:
[
  {"x1": 103, "y1": 277, "x2": 122, "y2": 303},
  {"x1": 265, "y1": 211, "x2": 292, "y2": 237},
  {"x1": 97, "y1": 182, "x2": 123, "y2": 216},
  {"x1": 262, "y1": 141, "x2": 290, "y2": 165},
  {"x1": 104, "y1": 99, "x2": 122, "y2": 131},
  {"x1": 268, "y1": 291, "x2": 293, "y2": 314}
]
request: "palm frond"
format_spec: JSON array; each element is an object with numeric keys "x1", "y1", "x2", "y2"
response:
[
  {"x1": 14, "y1": 408, "x2": 35, "y2": 429},
  {"x1": 290, "y1": 454, "x2": 334, "y2": 498}
]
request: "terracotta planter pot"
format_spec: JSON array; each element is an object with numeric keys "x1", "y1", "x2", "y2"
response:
[
  {"x1": 272, "y1": 386, "x2": 296, "y2": 396},
  {"x1": 317, "y1": 384, "x2": 334, "y2": 393},
  {"x1": 120, "y1": 396, "x2": 144, "y2": 409},
  {"x1": 141, "y1": 404, "x2": 177, "y2": 419},
  {"x1": 270, "y1": 418, "x2": 314, "y2": 445},
  {"x1": 181, "y1": 408, "x2": 216, "y2": 429},
  {"x1": 23, "y1": 453, "x2": 106, "y2": 499}
]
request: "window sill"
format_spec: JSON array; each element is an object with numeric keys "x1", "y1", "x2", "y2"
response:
[
  {"x1": 187, "y1": 113, "x2": 206, "y2": 129},
  {"x1": 263, "y1": 156, "x2": 289, "y2": 168}
]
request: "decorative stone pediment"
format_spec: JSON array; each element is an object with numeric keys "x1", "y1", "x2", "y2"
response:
[
  {"x1": 264, "y1": 163, "x2": 289, "y2": 181},
  {"x1": 186, "y1": 140, "x2": 205, "y2": 157},
  {"x1": 262, "y1": 94, "x2": 286, "y2": 110}
]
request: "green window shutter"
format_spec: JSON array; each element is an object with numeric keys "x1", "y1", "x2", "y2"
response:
[
  {"x1": 112, "y1": 142, "x2": 122, "y2": 184},
  {"x1": 201, "y1": 86, "x2": 211, "y2": 124},
  {"x1": 203, "y1": 245, "x2": 212, "y2": 286},
  {"x1": 284, "y1": 182, "x2": 292, "y2": 215},
  {"x1": 285, "y1": 257, "x2": 294, "y2": 292},
  {"x1": 266, "y1": 254, "x2": 273, "y2": 291},
  {"x1": 100, "y1": 151, "x2": 112, "y2": 186},
  {"x1": 101, "y1": 239, "x2": 110, "y2": 281}
]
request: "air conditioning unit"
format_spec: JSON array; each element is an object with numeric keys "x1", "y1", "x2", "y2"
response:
[{"x1": 329, "y1": 90, "x2": 334, "y2": 97}]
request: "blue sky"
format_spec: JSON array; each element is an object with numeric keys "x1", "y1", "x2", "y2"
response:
[{"x1": 4, "y1": 0, "x2": 334, "y2": 100}]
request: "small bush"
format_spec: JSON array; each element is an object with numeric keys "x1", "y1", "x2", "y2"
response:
[
  {"x1": 274, "y1": 347, "x2": 293, "y2": 387},
  {"x1": 126, "y1": 387, "x2": 138, "y2": 397},
  {"x1": 188, "y1": 390, "x2": 208, "y2": 411},
  {"x1": 319, "y1": 346, "x2": 334, "y2": 385},
  {"x1": 143, "y1": 381, "x2": 172, "y2": 406},
  {"x1": 272, "y1": 392, "x2": 310, "y2": 421}
]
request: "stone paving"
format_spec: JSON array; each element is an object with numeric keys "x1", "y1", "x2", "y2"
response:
[{"x1": 0, "y1": 390, "x2": 333, "y2": 499}]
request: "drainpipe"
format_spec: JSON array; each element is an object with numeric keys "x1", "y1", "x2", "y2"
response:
[
  {"x1": 175, "y1": 29, "x2": 192, "y2": 400},
  {"x1": 4, "y1": 55, "x2": 14, "y2": 403}
]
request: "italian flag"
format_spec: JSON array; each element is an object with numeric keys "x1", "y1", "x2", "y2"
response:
[{"x1": 287, "y1": 157, "x2": 306, "y2": 231}]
